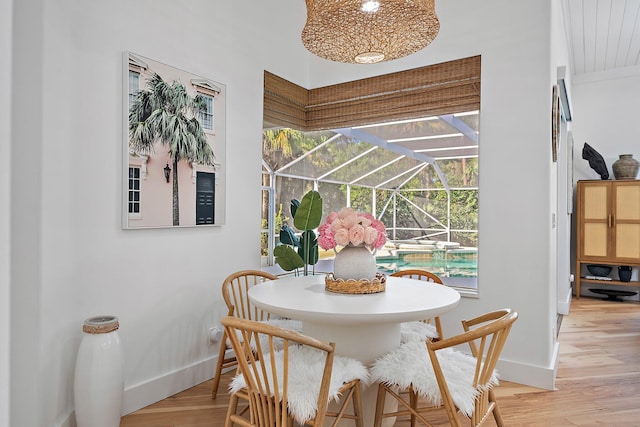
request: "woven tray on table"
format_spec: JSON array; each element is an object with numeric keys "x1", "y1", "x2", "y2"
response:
[{"x1": 325, "y1": 272, "x2": 387, "y2": 294}]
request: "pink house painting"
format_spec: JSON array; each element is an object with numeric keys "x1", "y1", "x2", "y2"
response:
[{"x1": 123, "y1": 52, "x2": 226, "y2": 229}]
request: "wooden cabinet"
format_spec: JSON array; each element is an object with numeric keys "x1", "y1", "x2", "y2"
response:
[{"x1": 575, "y1": 180, "x2": 640, "y2": 298}]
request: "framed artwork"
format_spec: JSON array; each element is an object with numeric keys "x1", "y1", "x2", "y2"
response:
[
  {"x1": 551, "y1": 85, "x2": 560, "y2": 163},
  {"x1": 122, "y1": 52, "x2": 226, "y2": 229}
]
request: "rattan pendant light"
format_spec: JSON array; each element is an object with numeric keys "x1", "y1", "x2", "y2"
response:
[{"x1": 301, "y1": 0, "x2": 440, "y2": 64}]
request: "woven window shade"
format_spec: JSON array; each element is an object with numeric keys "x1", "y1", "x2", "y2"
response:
[
  {"x1": 264, "y1": 55, "x2": 480, "y2": 131},
  {"x1": 264, "y1": 71, "x2": 308, "y2": 129}
]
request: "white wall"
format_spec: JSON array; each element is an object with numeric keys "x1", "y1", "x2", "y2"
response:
[
  {"x1": 1, "y1": 0, "x2": 12, "y2": 424},
  {"x1": 9, "y1": 0, "x2": 306, "y2": 425},
  {"x1": 570, "y1": 67, "x2": 640, "y2": 300},
  {"x1": 11, "y1": 0, "x2": 45, "y2": 425},
  {"x1": 9, "y1": 0, "x2": 568, "y2": 425},
  {"x1": 552, "y1": 0, "x2": 574, "y2": 315},
  {"x1": 572, "y1": 69, "x2": 640, "y2": 181}
]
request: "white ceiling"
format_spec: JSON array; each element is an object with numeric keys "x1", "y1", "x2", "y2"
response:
[{"x1": 563, "y1": 0, "x2": 640, "y2": 76}]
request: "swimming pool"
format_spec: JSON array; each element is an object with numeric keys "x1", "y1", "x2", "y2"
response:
[{"x1": 376, "y1": 249, "x2": 478, "y2": 278}]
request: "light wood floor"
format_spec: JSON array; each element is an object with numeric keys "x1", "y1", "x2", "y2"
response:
[{"x1": 120, "y1": 297, "x2": 640, "y2": 426}]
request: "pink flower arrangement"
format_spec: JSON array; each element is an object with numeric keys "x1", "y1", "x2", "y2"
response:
[{"x1": 318, "y1": 207, "x2": 387, "y2": 252}]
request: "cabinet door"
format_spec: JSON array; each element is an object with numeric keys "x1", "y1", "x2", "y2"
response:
[
  {"x1": 580, "y1": 183, "x2": 610, "y2": 258},
  {"x1": 614, "y1": 182, "x2": 640, "y2": 260}
]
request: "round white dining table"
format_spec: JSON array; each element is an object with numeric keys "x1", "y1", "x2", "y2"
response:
[
  {"x1": 249, "y1": 274, "x2": 460, "y2": 362},
  {"x1": 248, "y1": 274, "x2": 461, "y2": 426}
]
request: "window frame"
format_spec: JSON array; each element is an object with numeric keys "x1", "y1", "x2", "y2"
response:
[
  {"x1": 191, "y1": 79, "x2": 221, "y2": 134},
  {"x1": 127, "y1": 166, "x2": 142, "y2": 218},
  {"x1": 198, "y1": 93, "x2": 214, "y2": 132}
]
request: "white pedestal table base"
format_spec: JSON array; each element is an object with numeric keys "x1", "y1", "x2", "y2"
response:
[{"x1": 303, "y1": 322, "x2": 400, "y2": 427}]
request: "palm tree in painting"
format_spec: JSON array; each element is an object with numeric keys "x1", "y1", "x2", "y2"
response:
[{"x1": 129, "y1": 72, "x2": 215, "y2": 226}]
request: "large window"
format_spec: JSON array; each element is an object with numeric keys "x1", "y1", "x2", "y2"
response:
[
  {"x1": 262, "y1": 114, "x2": 479, "y2": 282},
  {"x1": 262, "y1": 57, "x2": 480, "y2": 292}
]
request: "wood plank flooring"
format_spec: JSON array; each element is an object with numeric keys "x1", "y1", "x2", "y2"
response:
[{"x1": 120, "y1": 297, "x2": 640, "y2": 426}]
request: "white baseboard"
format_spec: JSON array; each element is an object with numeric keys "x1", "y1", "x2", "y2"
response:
[
  {"x1": 122, "y1": 356, "x2": 218, "y2": 415},
  {"x1": 56, "y1": 355, "x2": 221, "y2": 427},
  {"x1": 496, "y1": 341, "x2": 559, "y2": 390},
  {"x1": 557, "y1": 287, "x2": 572, "y2": 315}
]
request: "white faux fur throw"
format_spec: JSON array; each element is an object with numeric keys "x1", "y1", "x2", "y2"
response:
[
  {"x1": 229, "y1": 346, "x2": 369, "y2": 424},
  {"x1": 263, "y1": 318, "x2": 303, "y2": 332},
  {"x1": 227, "y1": 319, "x2": 302, "y2": 348},
  {"x1": 249, "y1": 319, "x2": 303, "y2": 352},
  {"x1": 370, "y1": 340, "x2": 499, "y2": 417},
  {"x1": 400, "y1": 321, "x2": 439, "y2": 343}
]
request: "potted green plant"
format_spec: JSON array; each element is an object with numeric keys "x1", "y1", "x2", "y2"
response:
[{"x1": 274, "y1": 190, "x2": 323, "y2": 276}]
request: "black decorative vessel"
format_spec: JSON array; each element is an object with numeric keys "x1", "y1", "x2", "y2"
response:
[
  {"x1": 590, "y1": 288, "x2": 637, "y2": 302},
  {"x1": 618, "y1": 266, "x2": 632, "y2": 282},
  {"x1": 586, "y1": 264, "x2": 612, "y2": 277}
]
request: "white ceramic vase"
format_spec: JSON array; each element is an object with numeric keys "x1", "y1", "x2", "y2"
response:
[
  {"x1": 333, "y1": 244, "x2": 378, "y2": 280},
  {"x1": 74, "y1": 315, "x2": 124, "y2": 427}
]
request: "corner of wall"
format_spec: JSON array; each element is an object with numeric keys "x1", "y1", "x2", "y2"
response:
[
  {"x1": 497, "y1": 340, "x2": 559, "y2": 391},
  {"x1": 121, "y1": 355, "x2": 218, "y2": 415},
  {"x1": 558, "y1": 287, "x2": 572, "y2": 315}
]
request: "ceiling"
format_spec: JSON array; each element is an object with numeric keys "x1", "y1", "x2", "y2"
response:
[{"x1": 563, "y1": 0, "x2": 640, "y2": 76}]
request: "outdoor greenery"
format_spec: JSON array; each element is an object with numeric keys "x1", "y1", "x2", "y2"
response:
[{"x1": 261, "y1": 121, "x2": 479, "y2": 257}]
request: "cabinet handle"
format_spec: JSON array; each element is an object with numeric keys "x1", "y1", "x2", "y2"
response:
[{"x1": 608, "y1": 214, "x2": 613, "y2": 228}]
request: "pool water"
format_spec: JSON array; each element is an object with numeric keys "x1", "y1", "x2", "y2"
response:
[{"x1": 376, "y1": 252, "x2": 478, "y2": 278}]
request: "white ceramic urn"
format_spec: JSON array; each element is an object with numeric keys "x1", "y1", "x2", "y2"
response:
[
  {"x1": 333, "y1": 244, "x2": 378, "y2": 280},
  {"x1": 74, "y1": 315, "x2": 124, "y2": 427}
]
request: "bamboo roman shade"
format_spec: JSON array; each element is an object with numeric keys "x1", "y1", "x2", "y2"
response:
[
  {"x1": 264, "y1": 72, "x2": 308, "y2": 130},
  {"x1": 264, "y1": 55, "x2": 480, "y2": 131}
]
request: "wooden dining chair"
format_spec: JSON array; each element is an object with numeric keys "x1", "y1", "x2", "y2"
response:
[
  {"x1": 391, "y1": 269, "x2": 444, "y2": 342},
  {"x1": 370, "y1": 308, "x2": 518, "y2": 427},
  {"x1": 211, "y1": 270, "x2": 279, "y2": 400},
  {"x1": 221, "y1": 316, "x2": 367, "y2": 427}
]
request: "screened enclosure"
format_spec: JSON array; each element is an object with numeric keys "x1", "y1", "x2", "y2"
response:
[{"x1": 261, "y1": 112, "x2": 479, "y2": 279}]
